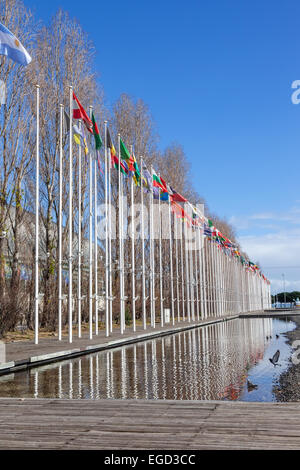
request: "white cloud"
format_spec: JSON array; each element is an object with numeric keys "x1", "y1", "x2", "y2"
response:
[{"x1": 234, "y1": 203, "x2": 300, "y2": 293}]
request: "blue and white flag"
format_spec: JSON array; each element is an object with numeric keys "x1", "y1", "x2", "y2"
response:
[{"x1": 0, "y1": 22, "x2": 32, "y2": 66}]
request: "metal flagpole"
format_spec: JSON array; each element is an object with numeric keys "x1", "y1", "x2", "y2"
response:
[
  {"x1": 130, "y1": 146, "x2": 136, "y2": 332},
  {"x1": 58, "y1": 103, "x2": 63, "y2": 341},
  {"x1": 180, "y1": 221, "x2": 185, "y2": 321},
  {"x1": 140, "y1": 158, "x2": 146, "y2": 330},
  {"x1": 159, "y1": 183, "x2": 164, "y2": 327},
  {"x1": 104, "y1": 121, "x2": 109, "y2": 337},
  {"x1": 194, "y1": 225, "x2": 200, "y2": 322},
  {"x1": 68, "y1": 85, "x2": 73, "y2": 344},
  {"x1": 184, "y1": 221, "x2": 191, "y2": 322},
  {"x1": 168, "y1": 197, "x2": 175, "y2": 326},
  {"x1": 77, "y1": 120, "x2": 82, "y2": 338},
  {"x1": 118, "y1": 134, "x2": 124, "y2": 334},
  {"x1": 189, "y1": 226, "x2": 195, "y2": 322},
  {"x1": 150, "y1": 166, "x2": 155, "y2": 328},
  {"x1": 94, "y1": 143, "x2": 98, "y2": 335},
  {"x1": 107, "y1": 128, "x2": 113, "y2": 333},
  {"x1": 88, "y1": 107, "x2": 93, "y2": 340},
  {"x1": 174, "y1": 214, "x2": 180, "y2": 322},
  {"x1": 35, "y1": 84, "x2": 40, "y2": 345}
]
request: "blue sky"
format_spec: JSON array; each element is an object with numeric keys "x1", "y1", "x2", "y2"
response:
[{"x1": 23, "y1": 0, "x2": 300, "y2": 293}]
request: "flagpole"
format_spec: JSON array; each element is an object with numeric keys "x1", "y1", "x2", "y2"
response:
[
  {"x1": 174, "y1": 214, "x2": 180, "y2": 322},
  {"x1": 184, "y1": 221, "x2": 191, "y2": 322},
  {"x1": 140, "y1": 158, "x2": 146, "y2": 330},
  {"x1": 118, "y1": 134, "x2": 124, "y2": 334},
  {"x1": 89, "y1": 106, "x2": 93, "y2": 340},
  {"x1": 108, "y1": 133, "x2": 113, "y2": 334},
  {"x1": 194, "y1": 225, "x2": 200, "y2": 321},
  {"x1": 130, "y1": 146, "x2": 136, "y2": 332},
  {"x1": 104, "y1": 121, "x2": 109, "y2": 337},
  {"x1": 77, "y1": 120, "x2": 82, "y2": 338},
  {"x1": 168, "y1": 197, "x2": 175, "y2": 326},
  {"x1": 150, "y1": 166, "x2": 155, "y2": 328},
  {"x1": 34, "y1": 84, "x2": 40, "y2": 345},
  {"x1": 158, "y1": 179, "x2": 164, "y2": 327},
  {"x1": 180, "y1": 221, "x2": 185, "y2": 321},
  {"x1": 94, "y1": 140, "x2": 98, "y2": 335},
  {"x1": 58, "y1": 103, "x2": 63, "y2": 342},
  {"x1": 189, "y1": 226, "x2": 195, "y2": 322},
  {"x1": 68, "y1": 85, "x2": 73, "y2": 344}
]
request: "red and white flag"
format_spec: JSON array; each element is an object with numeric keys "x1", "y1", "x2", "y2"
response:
[{"x1": 73, "y1": 92, "x2": 93, "y2": 133}]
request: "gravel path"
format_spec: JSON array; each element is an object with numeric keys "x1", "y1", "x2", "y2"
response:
[{"x1": 274, "y1": 316, "x2": 300, "y2": 402}]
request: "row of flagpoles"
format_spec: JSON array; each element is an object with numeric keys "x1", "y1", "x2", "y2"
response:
[
  {"x1": 0, "y1": 23, "x2": 271, "y2": 346},
  {"x1": 33, "y1": 85, "x2": 272, "y2": 345}
]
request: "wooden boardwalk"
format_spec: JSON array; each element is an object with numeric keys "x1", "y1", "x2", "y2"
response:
[{"x1": 0, "y1": 398, "x2": 299, "y2": 450}]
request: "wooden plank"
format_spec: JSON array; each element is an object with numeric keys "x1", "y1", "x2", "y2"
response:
[{"x1": 0, "y1": 399, "x2": 299, "y2": 449}]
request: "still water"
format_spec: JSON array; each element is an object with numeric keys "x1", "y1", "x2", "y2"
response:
[{"x1": 0, "y1": 318, "x2": 296, "y2": 402}]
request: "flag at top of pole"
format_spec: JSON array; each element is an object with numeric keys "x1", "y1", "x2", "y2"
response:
[
  {"x1": 0, "y1": 22, "x2": 32, "y2": 66},
  {"x1": 73, "y1": 92, "x2": 93, "y2": 133}
]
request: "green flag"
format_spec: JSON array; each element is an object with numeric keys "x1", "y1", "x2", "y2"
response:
[{"x1": 92, "y1": 112, "x2": 103, "y2": 151}]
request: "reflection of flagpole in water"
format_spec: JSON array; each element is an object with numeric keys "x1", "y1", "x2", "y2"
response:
[
  {"x1": 78, "y1": 360, "x2": 82, "y2": 399},
  {"x1": 161, "y1": 338, "x2": 167, "y2": 400},
  {"x1": 110, "y1": 352, "x2": 114, "y2": 399},
  {"x1": 133, "y1": 345, "x2": 138, "y2": 399},
  {"x1": 152, "y1": 341, "x2": 158, "y2": 399},
  {"x1": 144, "y1": 343, "x2": 148, "y2": 399},
  {"x1": 95, "y1": 356, "x2": 99, "y2": 399},
  {"x1": 106, "y1": 352, "x2": 110, "y2": 399},
  {"x1": 58, "y1": 364, "x2": 62, "y2": 399},
  {"x1": 188, "y1": 331, "x2": 194, "y2": 399},
  {"x1": 69, "y1": 363, "x2": 73, "y2": 399},
  {"x1": 89, "y1": 357, "x2": 94, "y2": 399},
  {"x1": 121, "y1": 349, "x2": 127, "y2": 399},
  {"x1": 34, "y1": 371, "x2": 38, "y2": 399},
  {"x1": 172, "y1": 335, "x2": 177, "y2": 400},
  {"x1": 178, "y1": 334, "x2": 183, "y2": 400}
]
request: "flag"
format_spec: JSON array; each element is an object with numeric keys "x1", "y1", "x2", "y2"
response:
[
  {"x1": 73, "y1": 92, "x2": 93, "y2": 133},
  {"x1": 106, "y1": 129, "x2": 117, "y2": 167},
  {"x1": 111, "y1": 154, "x2": 128, "y2": 175},
  {"x1": 131, "y1": 154, "x2": 141, "y2": 186},
  {"x1": 120, "y1": 138, "x2": 138, "y2": 179},
  {"x1": 169, "y1": 186, "x2": 187, "y2": 203},
  {"x1": 92, "y1": 112, "x2": 102, "y2": 150},
  {"x1": 73, "y1": 124, "x2": 88, "y2": 156},
  {"x1": 0, "y1": 22, "x2": 31, "y2": 66},
  {"x1": 141, "y1": 161, "x2": 152, "y2": 191},
  {"x1": 63, "y1": 110, "x2": 70, "y2": 134},
  {"x1": 107, "y1": 130, "x2": 128, "y2": 175},
  {"x1": 120, "y1": 139, "x2": 131, "y2": 161},
  {"x1": 152, "y1": 169, "x2": 165, "y2": 190}
]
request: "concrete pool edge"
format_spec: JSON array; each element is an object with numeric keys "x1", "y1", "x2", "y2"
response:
[
  {"x1": 0, "y1": 314, "x2": 241, "y2": 376},
  {"x1": 1, "y1": 310, "x2": 298, "y2": 377}
]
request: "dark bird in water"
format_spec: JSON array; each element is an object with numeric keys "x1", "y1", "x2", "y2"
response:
[
  {"x1": 247, "y1": 380, "x2": 258, "y2": 392},
  {"x1": 269, "y1": 350, "x2": 280, "y2": 366},
  {"x1": 266, "y1": 336, "x2": 269, "y2": 340},
  {"x1": 276, "y1": 334, "x2": 280, "y2": 339}
]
